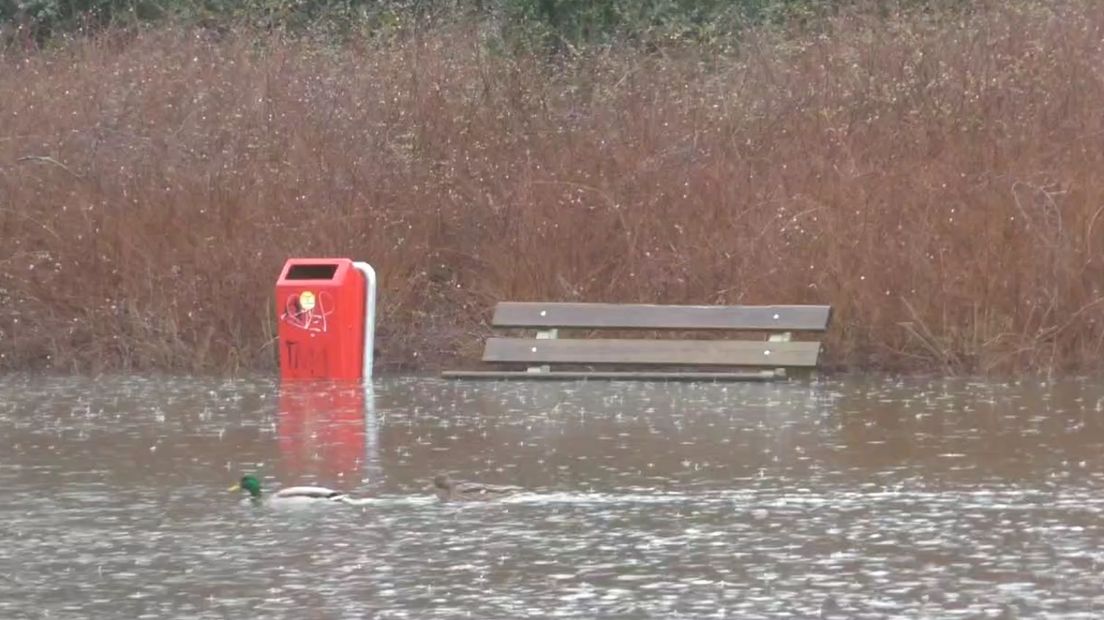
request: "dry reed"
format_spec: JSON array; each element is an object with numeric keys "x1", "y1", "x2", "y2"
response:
[{"x1": 2, "y1": 2, "x2": 1103, "y2": 375}]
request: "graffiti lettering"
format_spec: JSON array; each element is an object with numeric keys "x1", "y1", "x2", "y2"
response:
[
  {"x1": 281, "y1": 291, "x2": 334, "y2": 333},
  {"x1": 285, "y1": 340, "x2": 299, "y2": 369}
]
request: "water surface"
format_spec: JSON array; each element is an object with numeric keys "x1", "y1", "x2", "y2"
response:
[{"x1": 2, "y1": 375, "x2": 1104, "y2": 618}]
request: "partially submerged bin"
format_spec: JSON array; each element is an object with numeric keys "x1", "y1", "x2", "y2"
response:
[{"x1": 275, "y1": 258, "x2": 376, "y2": 381}]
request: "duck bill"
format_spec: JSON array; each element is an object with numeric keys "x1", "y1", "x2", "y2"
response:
[{"x1": 227, "y1": 484, "x2": 241, "y2": 492}]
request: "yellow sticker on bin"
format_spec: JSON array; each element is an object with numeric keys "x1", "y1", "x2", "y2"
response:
[{"x1": 299, "y1": 291, "x2": 316, "y2": 311}]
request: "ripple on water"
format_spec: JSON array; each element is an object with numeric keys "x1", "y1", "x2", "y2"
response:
[{"x1": 1, "y1": 375, "x2": 1104, "y2": 617}]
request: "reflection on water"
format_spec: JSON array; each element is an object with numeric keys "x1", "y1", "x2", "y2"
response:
[
  {"x1": 276, "y1": 382, "x2": 379, "y2": 483},
  {"x1": 2, "y1": 375, "x2": 1104, "y2": 618}
]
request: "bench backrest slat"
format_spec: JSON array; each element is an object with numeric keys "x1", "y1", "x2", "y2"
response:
[
  {"x1": 483, "y1": 337, "x2": 821, "y2": 367},
  {"x1": 492, "y1": 302, "x2": 830, "y2": 331}
]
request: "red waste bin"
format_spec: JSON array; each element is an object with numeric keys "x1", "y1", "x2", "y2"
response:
[{"x1": 275, "y1": 258, "x2": 366, "y2": 380}]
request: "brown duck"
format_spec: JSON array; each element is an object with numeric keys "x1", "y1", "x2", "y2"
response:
[{"x1": 430, "y1": 473, "x2": 521, "y2": 502}]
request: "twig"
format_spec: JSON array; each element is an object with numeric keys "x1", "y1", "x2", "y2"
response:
[
  {"x1": 16, "y1": 155, "x2": 83, "y2": 179},
  {"x1": 899, "y1": 297, "x2": 959, "y2": 373}
]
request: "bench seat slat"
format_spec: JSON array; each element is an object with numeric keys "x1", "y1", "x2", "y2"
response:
[
  {"x1": 492, "y1": 302, "x2": 830, "y2": 331},
  {"x1": 440, "y1": 370, "x2": 781, "y2": 381},
  {"x1": 483, "y1": 337, "x2": 820, "y2": 367}
]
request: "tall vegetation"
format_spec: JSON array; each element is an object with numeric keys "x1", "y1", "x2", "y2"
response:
[
  {"x1": 1, "y1": 2, "x2": 1102, "y2": 375},
  {"x1": 4, "y1": 0, "x2": 850, "y2": 48}
]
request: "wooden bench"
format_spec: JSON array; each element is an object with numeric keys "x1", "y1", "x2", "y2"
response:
[{"x1": 442, "y1": 302, "x2": 832, "y2": 381}]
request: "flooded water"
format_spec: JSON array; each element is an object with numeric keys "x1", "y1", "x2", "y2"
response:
[{"x1": 2, "y1": 375, "x2": 1104, "y2": 618}]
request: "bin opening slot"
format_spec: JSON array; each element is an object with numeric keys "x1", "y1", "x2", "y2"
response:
[{"x1": 286, "y1": 264, "x2": 338, "y2": 280}]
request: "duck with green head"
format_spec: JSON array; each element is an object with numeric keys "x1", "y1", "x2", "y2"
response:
[{"x1": 229, "y1": 474, "x2": 365, "y2": 505}]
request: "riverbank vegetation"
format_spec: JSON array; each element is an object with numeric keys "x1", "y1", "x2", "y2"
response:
[{"x1": 2, "y1": 1, "x2": 1103, "y2": 375}]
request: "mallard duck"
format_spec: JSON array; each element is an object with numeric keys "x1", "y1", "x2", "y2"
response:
[
  {"x1": 429, "y1": 473, "x2": 521, "y2": 502},
  {"x1": 229, "y1": 474, "x2": 364, "y2": 505}
]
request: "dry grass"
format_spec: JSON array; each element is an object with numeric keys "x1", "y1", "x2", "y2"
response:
[{"x1": 2, "y1": 2, "x2": 1104, "y2": 376}]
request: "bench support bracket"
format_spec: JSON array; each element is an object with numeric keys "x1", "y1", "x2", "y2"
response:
[{"x1": 527, "y1": 329, "x2": 559, "y2": 374}]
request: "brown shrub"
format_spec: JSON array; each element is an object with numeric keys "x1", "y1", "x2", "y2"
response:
[{"x1": 2, "y1": 2, "x2": 1103, "y2": 375}]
